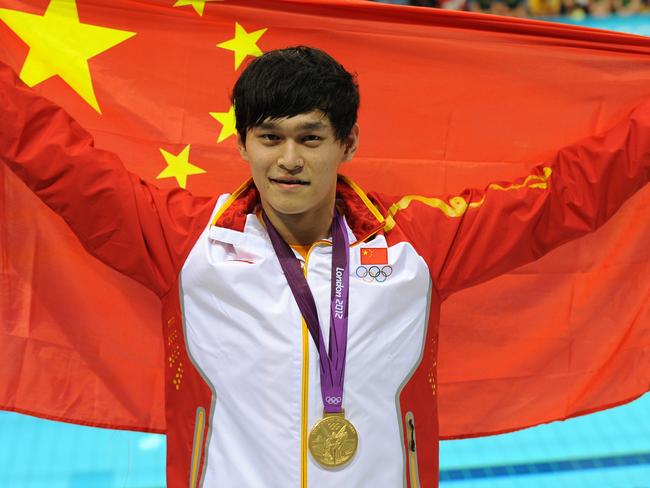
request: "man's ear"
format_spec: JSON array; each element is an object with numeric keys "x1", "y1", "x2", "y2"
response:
[
  {"x1": 237, "y1": 135, "x2": 248, "y2": 162},
  {"x1": 342, "y1": 124, "x2": 360, "y2": 162}
]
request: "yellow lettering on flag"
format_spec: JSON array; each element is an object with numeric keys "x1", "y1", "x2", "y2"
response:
[{"x1": 0, "y1": 0, "x2": 135, "y2": 113}]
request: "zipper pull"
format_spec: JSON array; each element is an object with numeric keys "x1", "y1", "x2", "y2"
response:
[{"x1": 408, "y1": 418, "x2": 416, "y2": 452}]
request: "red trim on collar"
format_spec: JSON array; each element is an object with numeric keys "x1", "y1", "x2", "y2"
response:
[{"x1": 213, "y1": 177, "x2": 385, "y2": 240}]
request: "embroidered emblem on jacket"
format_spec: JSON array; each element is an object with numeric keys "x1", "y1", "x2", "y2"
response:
[{"x1": 357, "y1": 248, "x2": 391, "y2": 282}]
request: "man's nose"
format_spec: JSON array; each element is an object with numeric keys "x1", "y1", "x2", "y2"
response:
[{"x1": 277, "y1": 141, "x2": 304, "y2": 171}]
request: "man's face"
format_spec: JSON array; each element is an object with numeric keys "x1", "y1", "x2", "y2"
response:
[{"x1": 238, "y1": 110, "x2": 358, "y2": 219}]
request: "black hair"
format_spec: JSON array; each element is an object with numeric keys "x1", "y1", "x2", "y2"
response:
[{"x1": 231, "y1": 46, "x2": 359, "y2": 144}]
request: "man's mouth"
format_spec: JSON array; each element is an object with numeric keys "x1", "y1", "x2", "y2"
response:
[{"x1": 269, "y1": 177, "x2": 310, "y2": 186}]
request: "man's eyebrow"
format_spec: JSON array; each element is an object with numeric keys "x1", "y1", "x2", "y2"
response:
[
  {"x1": 257, "y1": 121, "x2": 278, "y2": 130},
  {"x1": 255, "y1": 120, "x2": 328, "y2": 131},
  {"x1": 297, "y1": 121, "x2": 327, "y2": 131}
]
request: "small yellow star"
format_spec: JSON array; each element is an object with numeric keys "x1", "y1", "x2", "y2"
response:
[
  {"x1": 172, "y1": 0, "x2": 222, "y2": 16},
  {"x1": 156, "y1": 145, "x2": 206, "y2": 189},
  {"x1": 0, "y1": 0, "x2": 135, "y2": 112},
  {"x1": 210, "y1": 105, "x2": 237, "y2": 143},
  {"x1": 217, "y1": 22, "x2": 267, "y2": 70}
]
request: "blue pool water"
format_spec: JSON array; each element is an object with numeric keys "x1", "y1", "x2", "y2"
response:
[
  {"x1": 439, "y1": 394, "x2": 650, "y2": 486},
  {"x1": 552, "y1": 12, "x2": 650, "y2": 37}
]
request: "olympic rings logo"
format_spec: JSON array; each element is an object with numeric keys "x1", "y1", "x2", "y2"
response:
[
  {"x1": 355, "y1": 265, "x2": 393, "y2": 283},
  {"x1": 325, "y1": 396, "x2": 342, "y2": 405}
]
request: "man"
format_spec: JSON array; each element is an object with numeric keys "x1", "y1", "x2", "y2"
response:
[{"x1": 1, "y1": 45, "x2": 649, "y2": 487}]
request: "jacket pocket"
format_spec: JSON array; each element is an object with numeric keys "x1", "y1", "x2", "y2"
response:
[
  {"x1": 405, "y1": 411, "x2": 420, "y2": 488},
  {"x1": 190, "y1": 406, "x2": 206, "y2": 488}
]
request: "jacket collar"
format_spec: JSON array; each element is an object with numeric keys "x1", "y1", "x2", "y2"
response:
[{"x1": 210, "y1": 175, "x2": 386, "y2": 243}]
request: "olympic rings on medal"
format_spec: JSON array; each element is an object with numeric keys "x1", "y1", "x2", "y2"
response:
[
  {"x1": 355, "y1": 265, "x2": 393, "y2": 283},
  {"x1": 325, "y1": 396, "x2": 342, "y2": 405}
]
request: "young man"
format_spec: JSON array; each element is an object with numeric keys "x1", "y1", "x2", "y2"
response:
[{"x1": 1, "y1": 46, "x2": 649, "y2": 487}]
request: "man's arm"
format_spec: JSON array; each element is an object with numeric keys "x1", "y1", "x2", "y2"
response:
[
  {"x1": 0, "y1": 62, "x2": 217, "y2": 296},
  {"x1": 378, "y1": 100, "x2": 650, "y2": 299}
]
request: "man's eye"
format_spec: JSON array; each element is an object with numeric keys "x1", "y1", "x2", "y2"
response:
[
  {"x1": 303, "y1": 135, "x2": 322, "y2": 143},
  {"x1": 260, "y1": 134, "x2": 279, "y2": 141}
]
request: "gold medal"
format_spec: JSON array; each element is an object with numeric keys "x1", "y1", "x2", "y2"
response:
[{"x1": 308, "y1": 411, "x2": 358, "y2": 468}]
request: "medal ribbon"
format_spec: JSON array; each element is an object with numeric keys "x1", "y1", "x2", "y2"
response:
[{"x1": 263, "y1": 210, "x2": 350, "y2": 414}]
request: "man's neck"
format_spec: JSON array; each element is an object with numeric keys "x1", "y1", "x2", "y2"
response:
[{"x1": 262, "y1": 201, "x2": 335, "y2": 246}]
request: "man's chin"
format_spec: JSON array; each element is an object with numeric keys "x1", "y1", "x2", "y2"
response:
[{"x1": 265, "y1": 205, "x2": 310, "y2": 217}]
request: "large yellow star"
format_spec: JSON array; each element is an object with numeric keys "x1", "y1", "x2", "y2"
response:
[
  {"x1": 217, "y1": 22, "x2": 267, "y2": 70},
  {"x1": 210, "y1": 105, "x2": 237, "y2": 143},
  {"x1": 0, "y1": 0, "x2": 135, "y2": 113},
  {"x1": 173, "y1": 0, "x2": 222, "y2": 16},
  {"x1": 157, "y1": 145, "x2": 206, "y2": 189}
]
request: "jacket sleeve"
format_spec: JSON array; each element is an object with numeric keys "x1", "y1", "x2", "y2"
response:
[
  {"x1": 0, "y1": 62, "x2": 217, "y2": 297},
  {"x1": 380, "y1": 100, "x2": 650, "y2": 300}
]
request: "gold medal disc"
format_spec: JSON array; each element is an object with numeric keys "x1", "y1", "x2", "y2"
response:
[{"x1": 308, "y1": 412, "x2": 358, "y2": 468}]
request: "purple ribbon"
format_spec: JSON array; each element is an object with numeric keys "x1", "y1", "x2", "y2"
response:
[{"x1": 263, "y1": 210, "x2": 350, "y2": 414}]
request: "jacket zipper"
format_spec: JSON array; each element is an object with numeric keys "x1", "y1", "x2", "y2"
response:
[{"x1": 300, "y1": 242, "x2": 325, "y2": 488}]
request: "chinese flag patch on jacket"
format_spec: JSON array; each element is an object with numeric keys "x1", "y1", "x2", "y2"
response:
[{"x1": 360, "y1": 248, "x2": 388, "y2": 265}]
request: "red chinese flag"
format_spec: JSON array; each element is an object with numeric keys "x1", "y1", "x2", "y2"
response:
[
  {"x1": 360, "y1": 248, "x2": 388, "y2": 265},
  {"x1": 0, "y1": 0, "x2": 649, "y2": 439}
]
